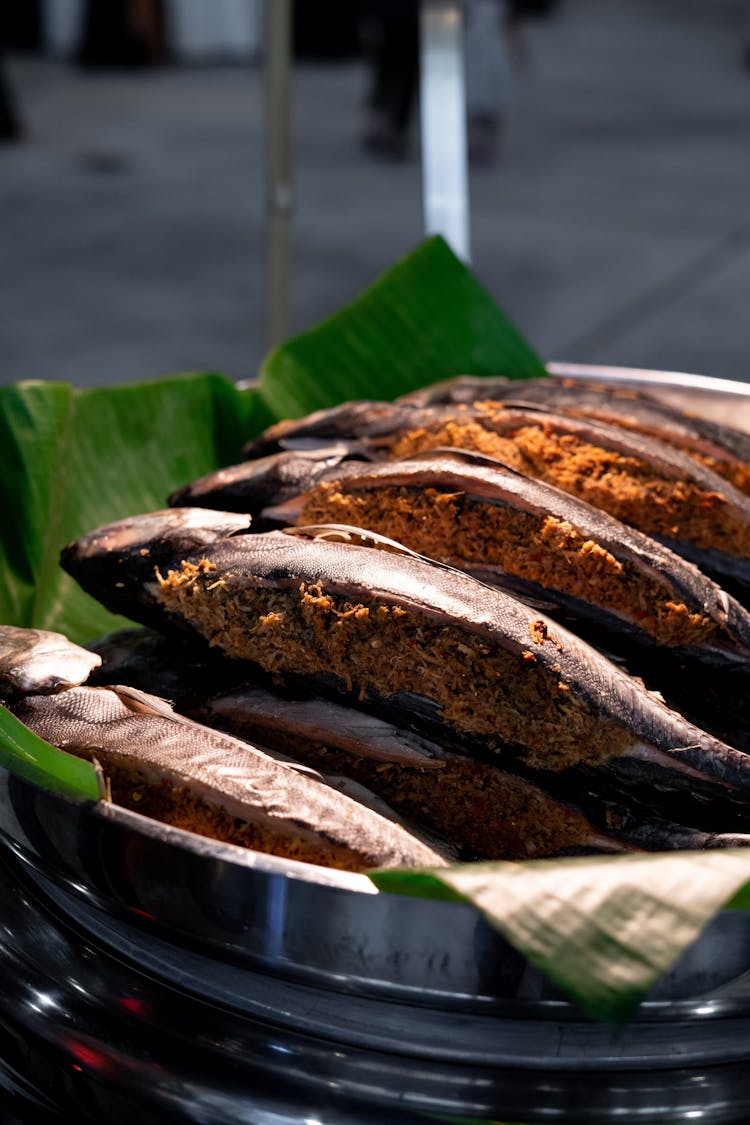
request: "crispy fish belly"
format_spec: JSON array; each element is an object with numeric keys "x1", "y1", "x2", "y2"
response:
[
  {"x1": 385, "y1": 403, "x2": 750, "y2": 591},
  {"x1": 190, "y1": 685, "x2": 750, "y2": 856},
  {"x1": 60, "y1": 508, "x2": 252, "y2": 631},
  {"x1": 12, "y1": 685, "x2": 449, "y2": 872},
  {"x1": 142, "y1": 528, "x2": 750, "y2": 801},
  {"x1": 0, "y1": 626, "x2": 101, "y2": 702},
  {"x1": 398, "y1": 376, "x2": 750, "y2": 498},
  {"x1": 277, "y1": 450, "x2": 750, "y2": 661}
]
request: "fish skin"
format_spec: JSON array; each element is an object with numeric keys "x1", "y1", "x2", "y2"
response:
[
  {"x1": 11, "y1": 684, "x2": 452, "y2": 871},
  {"x1": 187, "y1": 683, "x2": 750, "y2": 855},
  {"x1": 388, "y1": 402, "x2": 750, "y2": 595},
  {"x1": 60, "y1": 518, "x2": 750, "y2": 798},
  {"x1": 168, "y1": 448, "x2": 370, "y2": 527},
  {"x1": 59, "y1": 508, "x2": 252, "y2": 631},
  {"x1": 0, "y1": 626, "x2": 102, "y2": 702},
  {"x1": 398, "y1": 374, "x2": 750, "y2": 482},
  {"x1": 243, "y1": 397, "x2": 750, "y2": 593},
  {"x1": 80, "y1": 624, "x2": 750, "y2": 847},
  {"x1": 189, "y1": 684, "x2": 451, "y2": 769},
  {"x1": 268, "y1": 447, "x2": 750, "y2": 665},
  {"x1": 241, "y1": 400, "x2": 424, "y2": 458}
]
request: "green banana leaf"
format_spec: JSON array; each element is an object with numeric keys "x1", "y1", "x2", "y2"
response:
[
  {"x1": 0, "y1": 703, "x2": 102, "y2": 800},
  {"x1": 372, "y1": 851, "x2": 750, "y2": 1024},
  {"x1": 0, "y1": 372, "x2": 264, "y2": 641},
  {"x1": 1, "y1": 236, "x2": 749, "y2": 1026},
  {"x1": 259, "y1": 235, "x2": 547, "y2": 418}
]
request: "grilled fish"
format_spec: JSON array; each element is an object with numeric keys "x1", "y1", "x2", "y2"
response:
[
  {"x1": 0, "y1": 625, "x2": 101, "y2": 702},
  {"x1": 381, "y1": 402, "x2": 750, "y2": 593},
  {"x1": 266, "y1": 448, "x2": 750, "y2": 664},
  {"x1": 12, "y1": 684, "x2": 452, "y2": 872},
  {"x1": 241, "y1": 397, "x2": 750, "y2": 595},
  {"x1": 398, "y1": 375, "x2": 750, "y2": 497},
  {"x1": 82, "y1": 627, "x2": 749, "y2": 856},
  {"x1": 60, "y1": 515, "x2": 750, "y2": 806},
  {"x1": 190, "y1": 682, "x2": 750, "y2": 856}
]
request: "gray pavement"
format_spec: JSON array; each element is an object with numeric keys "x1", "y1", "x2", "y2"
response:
[{"x1": 2, "y1": 0, "x2": 750, "y2": 388}]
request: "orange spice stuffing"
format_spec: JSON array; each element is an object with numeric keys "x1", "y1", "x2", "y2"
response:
[
  {"x1": 298, "y1": 483, "x2": 718, "y2": 647},
  {"x1": 157, "y1": 565, "x2": 632, "y2": 772},
  {"x1": 555, "y1": 404, "x2": 750, "y2": 499},
  {"x1": 389, "y1": 418, "x2": 750, "y2": 558},
  {"x1": 199, "y1": 716, "x2": 596, "y2": 860},
  {"x1": 85, "y1": 758, "x2": 368, "y2": 871}
]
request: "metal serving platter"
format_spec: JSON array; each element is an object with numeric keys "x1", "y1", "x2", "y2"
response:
[{"x1": 2, "y1": 364, "x2": 750, "y2": 1124}]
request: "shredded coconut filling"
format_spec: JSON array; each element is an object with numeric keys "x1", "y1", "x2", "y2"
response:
[
  {"x1": 199, "y1": 714, "x2": 596, "y2": 859},
  {"x1": 389, "y1": 419, "x2": 750, "y2": 557},
  {"x1": 298, "y1": 484, "x2": 718, "y2": 647},
  {"x1": 158, "y1": 563, "x2": 631, "y2": 772}
]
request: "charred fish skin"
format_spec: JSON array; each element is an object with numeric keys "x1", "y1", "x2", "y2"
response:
[
  {"x1": 187, "y1": 682, "x2": 750, "y2": 857},
  {"x1": 59, "y1": 508, "x2": 252, "y2": 633},
  {"x1": 380, "y1": 402, "x2": 750, "y2": 595},
  {"x1": 244, "y1": 397, "x2": 750, "y2": 594},
  {"x1": 11, "y1": 685, "x2": 451, "y2": 872},
  {"x1": 273, "y1": 448, "x2": 750, "y2": 666},
  {"x1": 241, "y1": 400, "x2": 427, "y2": 459},
  {"x1": 167, "y1": 449, "x2": 371, "y2": 528},
  {"x1": 65, "y1": 515, "x2": 750, "y2": 798},
  {"x1": 0, "y1": 626, "x2": 102, "y2": 702},
  {"x1": 85, "y1": 626, "x2": 246, "y2": 705},
  {"x1": 399, "y1": 374, "x2": 750, "y2": 495}
]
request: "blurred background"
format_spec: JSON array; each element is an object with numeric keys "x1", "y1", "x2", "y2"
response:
[{"x1": 1, "y1": 0, "x2": 749, "y2": 388}]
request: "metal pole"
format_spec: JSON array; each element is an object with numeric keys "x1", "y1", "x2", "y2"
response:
[
  {"x1": 264, "y1": 0, "x2": 293, "y2": 349},
  {"x1": 419, "y1": 0, "x2": 471, "y2": 262}
]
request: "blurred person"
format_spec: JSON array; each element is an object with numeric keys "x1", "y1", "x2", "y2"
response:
[
  {"x1": 357, "y1": 0, "x2": 559, "y2": 166},
  {"x1": 466, "y1": 0, "x2": 561, "y2": 166},
  {"x1": 0, "y1": 55, "x2": 22, "y2": 141},
  {"x1": 357, "y1": 0, "x2": 510, "y2": 166},
  {"x1": 465, "y1": 0, "x2": 512, "y2": 167},
  {"x1": 77, "y1": 0, "x2": 167, "y2": 68},
  {"x1": 0, "y1": 3, "x2": 27, "y2": 141},
  {"x1": 358, "y1": 0, "x2": 420, "y2": 160}
]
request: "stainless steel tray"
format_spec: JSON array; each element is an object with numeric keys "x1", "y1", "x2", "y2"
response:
[
  {"x1": 2, "y1": 365, "x2": 750, "y2": 1124},
  {"x1": 549, "y1": 361, "x2": 750, "y2": 433}
]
